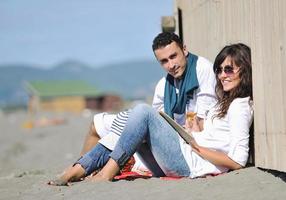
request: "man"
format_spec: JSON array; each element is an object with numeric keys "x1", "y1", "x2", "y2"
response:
[
  {"x1": 151, "y1": 32, "x2": 216, "y2": 129},
  {"x1": 80, "y1": 32, "x2": 216, "y2": 172}
]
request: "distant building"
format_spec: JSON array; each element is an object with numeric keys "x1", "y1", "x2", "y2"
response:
[{"x1": 24, "y1": 80, "x2": 123, "y2": 113}]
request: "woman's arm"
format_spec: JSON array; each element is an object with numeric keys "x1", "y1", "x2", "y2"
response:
[
  {"x1": 190, "y1": 141, "x2": 242, "y2": 170},
  {"x1": 190, "y1": 98, "x2": 253, "y2": 170}
]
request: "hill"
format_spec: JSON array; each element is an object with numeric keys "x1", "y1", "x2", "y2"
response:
[{"x1": 0, "y1": 60, "x2": 165, "y2": 108}]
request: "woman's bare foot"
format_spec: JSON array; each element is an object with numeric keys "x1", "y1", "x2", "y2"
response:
[
  {"x1": 89, "y1": 171, "x2": 111, "y2": 182},
  {"x1": 89, "y1": 159, "x2": 120, "y2": 182}
]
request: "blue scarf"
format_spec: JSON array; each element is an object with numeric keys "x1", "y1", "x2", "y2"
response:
[{"x1": 164, "y1": 53, "x2": 199, "y2": 118}]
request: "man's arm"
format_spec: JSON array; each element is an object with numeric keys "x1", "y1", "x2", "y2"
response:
[
  {"x1": 195, "y1": 56, "x2": 217, "y2": 127},
  {"x1": 152, "y1": 77, "x2": 165, "y2": 111}
]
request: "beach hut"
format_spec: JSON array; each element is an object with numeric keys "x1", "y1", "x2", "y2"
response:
[
  {"x1": 165, "y1": 0, "x2": 286, "y2": 172},
  {"x1": 24, "y1": 80, "x2": 123, "y2": 113}
]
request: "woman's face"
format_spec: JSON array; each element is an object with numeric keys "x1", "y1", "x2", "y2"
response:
[{"x1": 217, "y1": 56, "x2": 241, "y2": 92}]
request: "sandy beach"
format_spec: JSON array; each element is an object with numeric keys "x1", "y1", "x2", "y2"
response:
[{"x1": 0, "y1": 110, "x2": 285, "y2": 200}]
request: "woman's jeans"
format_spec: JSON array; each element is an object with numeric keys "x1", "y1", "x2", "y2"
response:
[
  {"x1": 77, "y1": 104, "x2": 190, "y2": 177},
  {"x1": 76, "y1": 143, "x2": 111, "y2": 176}
]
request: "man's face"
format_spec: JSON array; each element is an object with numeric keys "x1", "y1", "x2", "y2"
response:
[{"x1": 154, "y1": 41, "x2": 188, "y2": 79}]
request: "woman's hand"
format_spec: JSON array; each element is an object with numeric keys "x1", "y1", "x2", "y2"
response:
[
  {"x1": 189, "y1": 145, "x2": 243, "y2": 170},
  {"x1": 185, "y1": 115, "x2": 201, "y2": 132},
  {"x1": 189, "y1": 136, "x2": 201, "y2": 154}
]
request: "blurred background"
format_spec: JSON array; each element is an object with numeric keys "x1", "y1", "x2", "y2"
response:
[
  {"x1": 0, "y1": 1, "x2": 175, "y2": 185},
  {"x1": 0, "y1": 0, "x2": 173, "y2": 115}
]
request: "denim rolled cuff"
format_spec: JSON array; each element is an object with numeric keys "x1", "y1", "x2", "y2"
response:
[
  {"x1": 109, "y1": 145, "x2": 131, "y2": 168},
  {"x1": 75, "y1": 155, "x2": 94, "y2": 176}
]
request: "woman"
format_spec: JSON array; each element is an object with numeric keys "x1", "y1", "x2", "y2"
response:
[{"x1": 49, "y1": 43, "x2": 253, "y2": 185}]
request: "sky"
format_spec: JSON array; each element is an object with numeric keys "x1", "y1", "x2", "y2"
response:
[{"x1": 0, "y1": 0, "x2": 173, "y2": 68}]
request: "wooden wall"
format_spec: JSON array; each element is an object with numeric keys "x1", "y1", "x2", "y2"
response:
[{"x1": 173, "y1": 0, "x2": 286, "y2": 172}]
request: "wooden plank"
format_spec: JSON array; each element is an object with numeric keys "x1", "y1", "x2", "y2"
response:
[
  {"x1": 173, "y1": 0, "x2": 286, "y2": 171},
  {"x1": 251, "y1": 0, "x2": 286, "y2": 171}
]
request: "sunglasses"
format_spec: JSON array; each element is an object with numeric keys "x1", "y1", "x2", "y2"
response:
[{"x1": 215, "y1": 65, "x2": 238, "y2": 75}]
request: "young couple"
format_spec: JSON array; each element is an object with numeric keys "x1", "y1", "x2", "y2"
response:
[{"x1": 48, "y1": 32, "x2": 253, "y2": 185}]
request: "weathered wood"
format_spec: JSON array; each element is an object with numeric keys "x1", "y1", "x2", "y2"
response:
[{"x1": 173, "y1": 0, "x2": 286, "y2": 172}]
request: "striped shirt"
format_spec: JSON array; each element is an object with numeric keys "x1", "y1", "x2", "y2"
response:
[
  {"x1": 109, "y1": 110, "x2": 130, "y2": 137},
  {"x1": 98, "y1": 109, "x2": 149, "y2": 172},
  {"x1": 98, "y1": 110, "x2": 130, "y2": 150}
]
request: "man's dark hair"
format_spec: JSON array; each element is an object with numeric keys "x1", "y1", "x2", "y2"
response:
[{"x1": 152, "y1": 32, "x2": 183, "y2": 51}]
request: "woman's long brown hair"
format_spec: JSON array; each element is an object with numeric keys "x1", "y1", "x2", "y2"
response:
[{"x1": 213, "y1": 43, "x2": 252, "y2": 119}]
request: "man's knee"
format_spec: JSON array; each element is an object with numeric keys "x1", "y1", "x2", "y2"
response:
[{"x1": 133, "y1": 103, "x2": 153, "y2": 116}]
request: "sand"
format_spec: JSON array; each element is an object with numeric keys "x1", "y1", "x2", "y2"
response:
[{"x1": 0, "y1": 110, "x2": 285, "y2": 200}]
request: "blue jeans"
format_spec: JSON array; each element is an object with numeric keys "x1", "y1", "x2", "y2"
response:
[
  {"x1": 76, "y1": 143, "x2": 111, "y2": 176},
  {"x1": 110, "y1": 104, "x2": 190, "y2": 177},
  {"x1": 77, "y1": 104, "x2": 190, "y2": 177}
]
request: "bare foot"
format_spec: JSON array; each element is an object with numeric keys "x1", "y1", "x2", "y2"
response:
[
  {"x1": 62, "y1": 165, "x2": 73, "y2": 174},
  {"x1": 47, "y1": 178, "x2": 70, "y2": 186},
  {"x1": 48, "y1": 164, "x2": 85, "y2": 186},
  {"x1": 89, "y1": 159, "x2": 120, "y2": 182},
  {"x1": 89, "y1": 171, "x2": 112, "y2": 182}
]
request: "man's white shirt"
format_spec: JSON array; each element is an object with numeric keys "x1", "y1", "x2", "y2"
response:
[{"x1": 152, "y1": 56, "x2": 217, "y2": 125}]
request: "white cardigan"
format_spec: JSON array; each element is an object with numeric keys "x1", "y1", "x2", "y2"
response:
[{"x1": 180, "y1": 97, "x2": 254, "y2": 178}]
